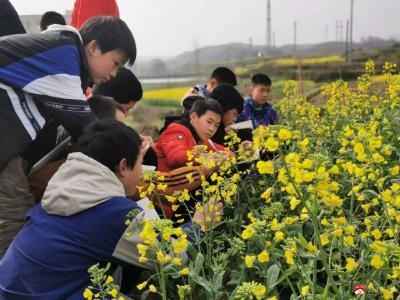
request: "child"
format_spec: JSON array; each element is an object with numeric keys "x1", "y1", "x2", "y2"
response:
[
  {"x1": 27, "y1": 95, "x2": 125, "y2": 203},
  {"x1": 92, "y1": 67, "x2": 143, "y2": 114},
  {"x1": 181, "y1": 66, "x2": 237, "y2": 112},
  {"x1": 40, "y1": 11, "x2": 66, "y2": 31},
  {"x1": 88, "y1": 95, "x2": 126, "y2": 121},
  {"x1": 0, "y1": 120, "x2": 222, "y2": 299},
  {"x1": 236, "y1": 73, "x2": 277, "y2": 128},
  {"x1": 160, "y1": 67, "x2": 238, "y2": 134},
  {"x1": 90, "y1": 67, "x2": 157, "y2": 167},
  {"x1": 0, "y1": 16, "x2": 136, "y2": 257},
  {"x1": 155, "y1": 98, "x2": 226, "y2": 173},
  {"x1": 208, "y1": 84, "x2": 244, "y2": 146},
  {"x1": 0, "y1": 0, "x2": 26, "y2": 36}
]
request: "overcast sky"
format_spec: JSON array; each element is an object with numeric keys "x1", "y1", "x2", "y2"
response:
[{"x1": 11, "y1": 0, "x2": 400, "y2": 57}]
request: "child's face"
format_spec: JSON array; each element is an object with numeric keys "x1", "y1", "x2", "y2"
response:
[
  {"x1": 114, "y1": 109, "x2": 126, "y2": 122},
  {"x1": 117, "y1": 153, "x2": 143, "y2": 196},
  {"x1": 250, "y1": 84, "x2": 271, "y2": 106},
  {"x1": 223, "y1": 108, "x2": 238, "y2": 127},
  {"x1": 190, "y1": 110, "x2": 221, "y2": 141},
  {"x1": 207, "y1": 79, "x2": 218, "y2": 94},
  {"x1": 86, "y1": 41, "x2": 126, "y2": 84},
  {"x1": 122, "y1": 101, "x2": 137, "y2": 114}
]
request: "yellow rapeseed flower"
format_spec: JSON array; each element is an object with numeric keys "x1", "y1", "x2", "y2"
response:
[
  {"x1": 345, "y1": 258, "x2": 358, "y2": 272},
  {"x1": 371, "y1": 255, "x2": 385, "y2": 269}
]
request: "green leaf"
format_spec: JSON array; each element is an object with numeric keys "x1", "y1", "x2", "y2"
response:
[
  {"x1": 297, "y1": 232, "x2": 309, "y2": 249},
  {"x1": 267, "y1": 264, "x2": 280, "y2": 289},
  {"x1": 189, "y1": 273, "x2": 212, "y2": 294},
  {"x1": 193, "y1": 253, "x2": 204, "y2": 275},
  {"x1": 212, "y1": 271, "x2": 225, "y2": 291},
  {"x1": 140, "y1": 289, "x2": 150, "y2": 300}
]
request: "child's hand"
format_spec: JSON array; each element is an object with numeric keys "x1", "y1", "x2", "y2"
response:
[
  {"x1": 225, "y1": 125, "x2": 238, "y2": 133},
  {"x1": 241, "y1": 140, "x2": 254, "y2": 151},
  {"x1": 139, "y1": 135, "x2": 153, "y2": 154},
  {"x1": 193, "y1": 200, "x2": 223, "y2": 230}
]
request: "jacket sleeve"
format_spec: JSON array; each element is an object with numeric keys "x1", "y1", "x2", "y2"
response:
[
  {"x1": 0, "y1": 31, "x2": 96, "y2": 140},
  {"x1": 158, "y1": 126, "x2": 193, "y2": 170},
  {"x1": 112, "y1": 210, "x2": 190, "y2": 269}
]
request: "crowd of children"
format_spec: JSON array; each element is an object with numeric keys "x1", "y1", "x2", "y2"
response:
[{"x1": 0, "y1": 1, "x2": 278, "y2": 298}]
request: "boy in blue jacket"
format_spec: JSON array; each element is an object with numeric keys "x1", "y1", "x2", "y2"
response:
[
  {"x1": 0, "y1": 16, "x2": 136, "y2": 257},
  {"x1": 0, "y1": 120, "x2": 220, "y2": 299},
  {"x1": 236, "y1": 73, "x2": 277, "y2": 129}
]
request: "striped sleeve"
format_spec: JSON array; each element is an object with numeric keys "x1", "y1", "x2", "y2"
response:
[{"x1": 0, "y1": 31, "x2": 95, "y2": 140}]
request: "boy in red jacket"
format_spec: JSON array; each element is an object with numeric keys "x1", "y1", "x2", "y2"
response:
[{"x1": 155, "y1": 98, "x2": 227, "y2": 173}]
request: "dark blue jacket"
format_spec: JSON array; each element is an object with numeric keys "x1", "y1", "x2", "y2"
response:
[{"x1": 0, "y1": 25, "x2": 94, "y2": 171}]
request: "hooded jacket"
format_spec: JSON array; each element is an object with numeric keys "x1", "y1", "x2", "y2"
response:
[
  {"x1": 0, "y1": 25, "x2": 95, "y2": 171},
  {"x1": 0, "y1": 152, "x2": 190, "y2": 299}
]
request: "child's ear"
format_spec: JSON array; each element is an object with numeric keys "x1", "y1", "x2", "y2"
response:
[
  {"x1": 116, "y1": 158, "x2": 128, "y2": 176},
  {"x1": 249, "y1": 86, "x2": 254, "y2": 96},
  {"x1": 190, "y1": 111, "x2": 198, "y2": 121},
  {"x1": 208, "y1": 79, "x2": 217, "y2": 91},
  {"x1": 86, "y1": 40, "x2": 99, "y2": 57}
]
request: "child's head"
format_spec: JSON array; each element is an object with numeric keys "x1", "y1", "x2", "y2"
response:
[
  {"x1": 92, "y1": 67, "x2": 142, "y2": 113},
  {"x1": 80, "y1": 16, "x2": 136, "y2": 85},
  {"x1": 210, "y1": 84, "x2": 244, "y2": 127},
  {"x1": 189, "y1": 98, "x2": 223, "y2": 141},
  {"x1": 88, "y1": 95, "x2": 126, "y2": 122},
  {"x1": 78, "y1": 120, "x2": 143, "y2": 196},
  {"x1": 249, "y1": 73, "x2": 272, "y2": 106},
  {"x1": 40, "y1": 11, "x2": 66, "y2": 31},
  {"x1": 207, "y1": 67, "x2": 237, "y2": 93}
]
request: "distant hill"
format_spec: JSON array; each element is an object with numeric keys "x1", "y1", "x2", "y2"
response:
[{"x1": 132, "y1": 38, "x2": 398, "y2": 78}]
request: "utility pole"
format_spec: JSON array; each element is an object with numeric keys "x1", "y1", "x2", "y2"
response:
[
  {"x1": 272, "y1": 32, "x2": 276, "y2": 49},
  {"x1": 345, "y1": 19, "x2": 349, "y2": 63},
  {"x1": 335, "y1": 20, "x2": 339, "y2": 42},
  {"x1": 349, "y1": 0, "x2": 354, "y2": 63},
  {"x1": 266, "y1": 0, "x2": 272, "y2": 54},
  {"x1": 325, "y1": 23, "x2": 328, "y2": 42},
  {"x1": 249, "y1": 37, "x2": 253, "y2": 52},
  {"x1": 293, "y1": 21, "x2": 297, "y2": 57},
  {"x1": 339, "y1": 20, "x2": 344, "y2": 42}
]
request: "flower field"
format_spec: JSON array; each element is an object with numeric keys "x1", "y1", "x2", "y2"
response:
[
  {"x1": 142, "y1": 86, "x2": 189, "y2": 107},
  {"x1": 87, "y1": 61, "x2": 400, "y2": 300}
]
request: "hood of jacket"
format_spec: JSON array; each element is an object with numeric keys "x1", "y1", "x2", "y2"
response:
[{"x1": 41, "y1": 152, "x2": 125, "y2": 216}]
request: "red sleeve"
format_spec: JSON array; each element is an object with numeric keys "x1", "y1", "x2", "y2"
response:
[{"x1": 158, "y1": 125, "x2": 194, "y2": 170}]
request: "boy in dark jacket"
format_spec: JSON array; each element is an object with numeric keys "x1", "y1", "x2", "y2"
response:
[
  {"x1": 0, "y1": 16, "x2": 136, "y2": 257},
  {"x1": 236, "y1": 73, "x2": 277, "y2": 129}
]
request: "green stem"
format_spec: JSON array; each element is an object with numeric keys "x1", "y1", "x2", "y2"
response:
[
  {"x1": 279, "y1": 147, "x2": 342, "y2": 299},
  {"x1": 160, "y1": 263, "x2": 167, "y2": 300}
]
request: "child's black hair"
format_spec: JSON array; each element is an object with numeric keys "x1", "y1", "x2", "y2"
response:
[
  {"x1": 88, "y1": 95, "x2": 124, "y2": 120},
  {"x1": 189, "y1": 98, "x2": 223, "y2": 118},
  {"x1": 251, "y1": 73, "x2": 272, "y2": 86},
  {"x1": 211, "y1": 67, "x2": 237, "y2": 86},
  {"x1": 210, "y1": 84, "x2": 244, "y2": 114},
  {"x1": 92, "y1": 67, "x2": 142, "y2": 104},
  {"x1": 40, "y1": 11, "x2": 66, "y2": 31},
  {"x1": 79, "y1": 16, "x2": 136, "y2": 66},
  {"x1": 78, "y1": 120, "x2": 142, "y2": 172}
]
